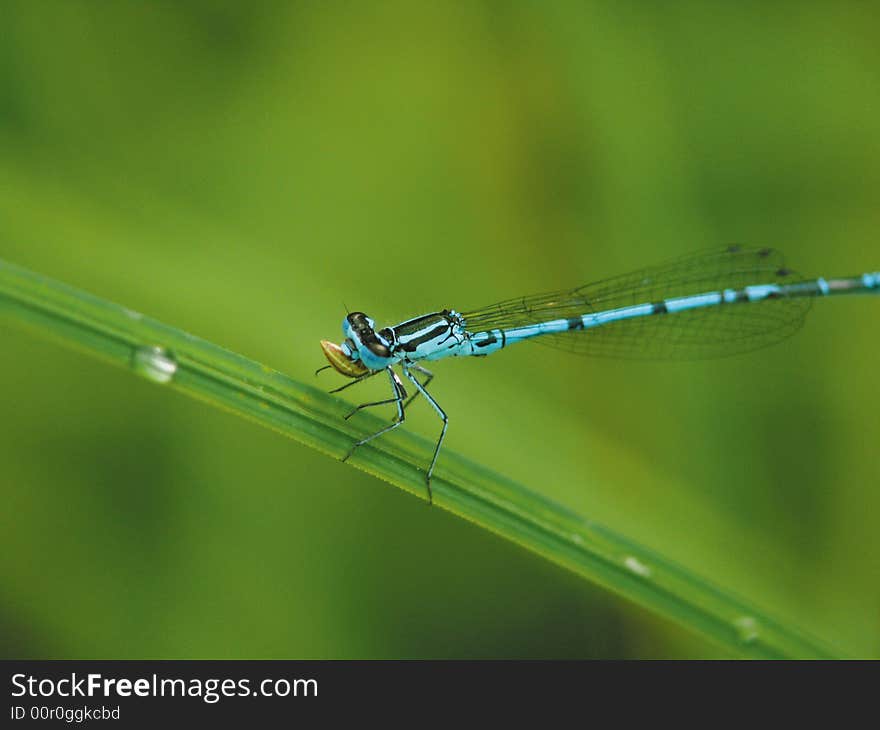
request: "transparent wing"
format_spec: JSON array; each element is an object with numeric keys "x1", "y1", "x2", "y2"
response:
[{"x1": 461, "y1": 246, "x2": 812, "y2": 360}]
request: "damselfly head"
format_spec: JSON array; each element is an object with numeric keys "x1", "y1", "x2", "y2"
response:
[
  {"x1": 344, "y1": 312, "x2": 394, "y2": 361},
  {"x1": 320, "y1": 339, "x2": 369, "y2": 378}
]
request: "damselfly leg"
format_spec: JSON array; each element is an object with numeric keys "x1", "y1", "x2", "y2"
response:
[
  {"x1": 328, "y1": 368, "x2": 383, "y2": 394},
  {"x1": 344, "y1": 373, "x2": 407, "y2": 420},
  {"x1": 341, "y1": 367, "x2": 406, "y2": 463},
  {"x1": 402, "y1": 365, "x2": 447, "y2": 504},
  {"x1": 402, "y1": 363, "x2": 433, "y2": 412}
]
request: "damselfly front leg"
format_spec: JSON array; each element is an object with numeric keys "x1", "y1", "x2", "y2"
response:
[
  {"x1": 327, "y1": 368, "x2": 383, "y2": 395},
  {"x1": 344, "y1": 369, "x2": 407, "y2": 420},
  {"x1": 341, "y1": 367, "x2": 406, "y2": 463}
]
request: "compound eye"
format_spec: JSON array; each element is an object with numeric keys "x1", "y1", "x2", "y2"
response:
[
  {"x1": 365, "y1": 339, "x2": 390, "y2": 358},
  {"x1": 346, "y1": 312, "x2": 373, "y2": 332}
]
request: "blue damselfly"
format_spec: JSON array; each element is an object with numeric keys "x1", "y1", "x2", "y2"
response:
[{"x1": 319, "y1": 246, "x2": 879, "y2": 502}]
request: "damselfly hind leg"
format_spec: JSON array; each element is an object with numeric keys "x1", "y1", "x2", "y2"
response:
[
  {"x1": 342, "y1": 367, "x2": 406, "y2": 462},
  {"x1": 403, "y1": 365, "x2": 447, "y2": 505},
  {"x1": 402, "y1": 363, "x2": 434, "y2": 412}
]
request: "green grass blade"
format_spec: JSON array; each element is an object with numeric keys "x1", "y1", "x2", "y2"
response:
[{"x1": 0, "y1": 258, "x2": 839, "y2": 658}]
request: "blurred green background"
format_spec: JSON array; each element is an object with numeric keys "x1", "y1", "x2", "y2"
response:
[{"x1": 1, "y1": 1, "x2": 878, "y2": 658}]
